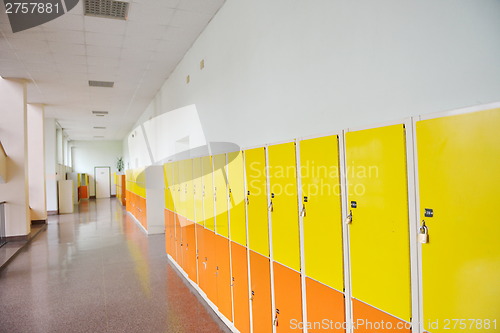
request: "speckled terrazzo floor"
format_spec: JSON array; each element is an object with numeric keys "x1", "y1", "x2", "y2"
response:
[{"x1": 0, "y1": 198, "x2": 231, "y2": 333}]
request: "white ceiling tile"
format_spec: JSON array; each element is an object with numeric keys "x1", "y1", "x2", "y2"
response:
[
  {"x1": 16, "y1": 51, "x2": 54, "y2": 63},
  {"x1": 29, "y1": 70, "x2": 62, "y2": 81},
  {"x1": 86, "y1": 45, "x2": 121, "y2": 58},
  {"x1": 86, "y1": 32, "x2": 124, "y2": 48},
  {"x1": 84, "y1": 16, "x2": 128, "y2": 35},
  {"x1": 53, "y1": 54, "x2": 87, "y2": 65},
  {"x1": 177, "y1": 0, "x2": 225, "y2": 14},
  {"x1": 125, "y1": 21, "x2": 167, "y2": 36},
  {"x1": 120, "y1": 48, "x2": 154, "y2": 61},
  {"x1": 57, "y1": 62, "x2": 88, "y2": 73},
  {"x1": 170, "y1": 9, "x2": 211, "y2": 29},
  {"x1": 24, "y1": 61, "x2": 59, "y2": 71},
  {"x1": 49, "y1": 42, "x2": 86, "y2": 55},
  {"x1": 8, "y1": 38, "x2": 50, "y2": 52},
  {"x1": 87, "y1": 56, "x2": 119, "y2": 66},
  {"x1": 127, "y1": 4, "x2": 175, "y2": 25},
  {"x1": 122, "y1": 37, "x2": 159, "y2": 51},
  {"x1": 41, "y1": 13, "x2": 85, "y2": 31},
  {"x1": 45, "y1": 30, "x2": 85, "y2": 43},
  {"x1": 0, "y1": 48, "x2": 17, "y2": 60}
]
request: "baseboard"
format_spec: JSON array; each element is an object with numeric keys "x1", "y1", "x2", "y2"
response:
[{"x1": 31, "y1": 219, "x2": 47, "y2": 225}]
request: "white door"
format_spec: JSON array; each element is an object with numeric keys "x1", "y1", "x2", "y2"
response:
[{"x1": 95, "y1": 167, "x2": 111, "y2": 198}]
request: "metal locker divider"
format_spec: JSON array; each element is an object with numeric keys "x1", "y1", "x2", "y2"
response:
[
  {"x1": 416, "y1": 107, "x2": 500, "y2": 333},
  {"x1": 345, "y1": 124, "x2": 412, "y2": 329},
  {"x1": 267, "y1": 142, "x2": 301, "y2": 272}
]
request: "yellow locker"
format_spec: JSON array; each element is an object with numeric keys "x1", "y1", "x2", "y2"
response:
[
  {"x1": 172, "y1": 161, "x2": 180, "y2": 215},
  {"x1": 213, "y1": 154, "x2": 229, "y2": 237},
  {"x1": 178, "y1": 160, "x2": 187, "y2": 218},
  {"x1": 300, "y1": 135, "x2": 344, "y2": 290},
  {"x1": 193, "y1": 157, "x2": 204, "y2": 225},
  {"x1": 417, "y1": 108, "x2": 500, "y2": 333},
  {"x1": 184, "y1": 159, "x2": 195, "y2": 222},
  {"x1": 267, "y1": 142, "x2": 300, "y2": 271},
  {"x1": 202, "y1": 156, "x2": 215, "y2": 231},
  {"x1": 244, "y1": 148, "x2": 269, "y2": 257},
  {"x1": 228, "y1": 151, "x2": 246, "y2": 246},
  {"x1": 346, "y1": 124, "x2": 411, "y2": 322},
  {"x1": 164, "y1": 163, "x2": 174, "y2": 211}
]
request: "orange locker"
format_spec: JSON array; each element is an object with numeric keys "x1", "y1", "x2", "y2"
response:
[
  {"x1": 174, "y1": 213, "x2": 183, "y2": 267},
  {"x1": 164, "y1": 209, "x2": 175, "y2": 257},
  {"x1": 231, "y1": 242, "x2": 250, "y2": 333},
  {"x1": 196, "y1": 224, "x2": 207, "y2": 292},
  {"x1": 352, "y1": 299, "x2": 410, "y2": 333},
  {"x1": 184, "y1": 223, "x2": 197, "y2": 283},
  {"x1": 203, "y1": 228, "x2": 218, "y2": 303},
  {"x1": 306, "y1": 277, "x2": 345, "y2": 332},
  {"x1": 249, "y1": 250, "x2": 273, "y2": 333},
  {"x1": 273, "y1": 262, "x2": 303, "y2": 333},
  {"x1": 215, "y1": 235, "x2": 233, "y2": 321}
]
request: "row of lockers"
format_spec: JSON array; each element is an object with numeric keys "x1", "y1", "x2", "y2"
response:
[{"x1": 163, "y1": 106, "x2": 500, "y2": 333}]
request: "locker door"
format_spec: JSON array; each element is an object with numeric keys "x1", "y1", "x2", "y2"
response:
[
  {"x1": 213, "y1": 154, "x2": 229, "y2": 237},
  {"x1": 417, "y1": 108, "x2": 500, "y2": 333},
  {"x1": 184, "y1": 223, "x2": 197, "y2": 283},
  {"x1": 203, "y1": 228, "x2": 217, "y2": 303},
  {"x1": 196, "y1": 223, "x2": 207, "y2": 292},
  {"x1": 178, "y1": 160, "x2": 187, "y2": 219},
  {"x1": 164, "y1": 209, "x2": 175, "y2": 257},
  {"x1": 185, "y1": 159, "x2": 195, "y2": 223},
  {"x1": 273, "y1": 262, "x2": 303, "y2": 333},
  {"x1": 268, "y1": 142, "x2": 300, "y2": 271},
  {"x1": 193, "y1": 157, "x2": 204, "y2": 226},
  {"x1": 306, "y1": 277, "x2": 345, "y2": 333},
  {"x1": 215, "y1": 235, "x2": 233, "y2": 321},
  {"x1": 172, "y1": 161, "x2": 180, "y2": 215},
  {"x1": 345, "y1": 124, "x2": 411, "y2": 324},
  {"x1": 202, "y1": 156, "x2": 215, "y2": 231},
  {"x1": 244, "y1": 148, "x2": 270, "y2": 256},
  {"x1": 249, "y1": 250, "x2": 273, "y2": 333},
  {"x1": 231, "y1": 241, "x2": 250, "y2": 333},
  {"x1": 300, "y1": 135, "x2": 344, "y2": 290},
  {"x1": 228, "y1": 151, "x2": 246, "y2": 246}
]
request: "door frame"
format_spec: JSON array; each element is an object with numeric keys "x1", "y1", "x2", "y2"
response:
[{"x1": 94, "y1": 166, "x2": 111, "y2": 199}]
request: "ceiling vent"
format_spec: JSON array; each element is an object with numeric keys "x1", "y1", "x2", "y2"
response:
[
  {"x1": 92, "y1": 111, "x2": 109, "y2": 116},
  {"x1": 89, "y1": 80, "x2": 114, "y2": 88},
  {"x1": 84, "y1": 0, "x2": 129, "y2": 20},
  {"x1": 93, "y1": 126, "x2": 106, "y2": 129},
  {"x1": 94, "y1": 136, "x2": 105, "y2": 138}
]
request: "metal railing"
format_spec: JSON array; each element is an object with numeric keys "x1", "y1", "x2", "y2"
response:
[{"x1": 0, "y1": 201, "x2": 6, "y2": 248}]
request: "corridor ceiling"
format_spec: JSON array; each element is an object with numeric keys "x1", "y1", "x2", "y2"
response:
[{"x1": 0, "y1": 0, "x2": 225, "y2": 140}]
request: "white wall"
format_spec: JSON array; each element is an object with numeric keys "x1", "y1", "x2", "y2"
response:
[
  {"x1": 44, "y1": 118, "x2": 58, "y2": 212},
  {"x1": 0, "y1": 78, "x2": 30, "y2": 237},
  {"x1": 28, "y1": 104, "x2": 47, "y2": 221},
  {"x1": 71, "y1": 140, "x2": 123, "y2": 196},
  {"x1": 126, "y1": 0, "x2": 500, "y2": 165}
]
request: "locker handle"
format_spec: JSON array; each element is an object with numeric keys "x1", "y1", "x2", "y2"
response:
[
  {"x1": 300, "y1": 204, "x2": 306, "y2": 217},
  {"x1": 274, "y1": 309, "x2": 280, "y2": 326},
  {"x1": 268, "y1": 201, "x2": 273, "y2": 212},
  {"x1": 250, "y1": 290, "x2": 255, "y2": 301},
  {"x1": 246, "y1": 196, "x2": 249, "y2": 205},
  {"x1": 345, "y1": 210, "x2": 352, "y2": 224}
]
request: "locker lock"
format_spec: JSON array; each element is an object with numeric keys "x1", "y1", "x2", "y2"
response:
[
  {"x1": 250, "y1": 291, "x2": 255, "y2": 301},
  {"x1": 419, "y1": 220, "x2": 429, "y2": 244}
]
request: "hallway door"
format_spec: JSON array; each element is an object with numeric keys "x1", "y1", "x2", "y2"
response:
[{"x1": 95, "y1": 167, "x2": 111, "y2": 198}]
